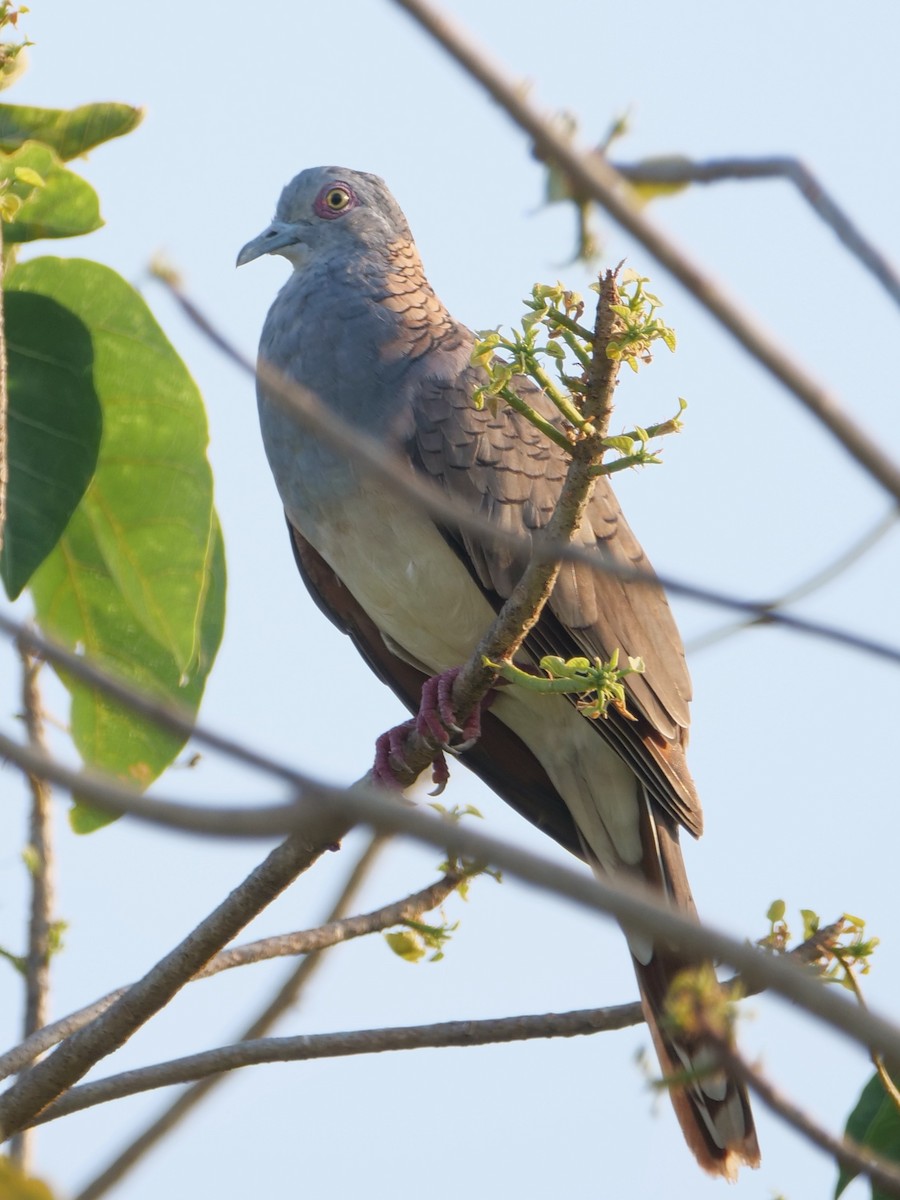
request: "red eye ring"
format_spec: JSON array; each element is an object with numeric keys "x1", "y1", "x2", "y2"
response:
[{"x1": 314, "y1": 182, "x2": 357, "y2": 220}]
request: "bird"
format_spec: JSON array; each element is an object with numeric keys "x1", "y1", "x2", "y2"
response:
[{"x1": 238, "y1": 165, "x2": 760, "y2": 1178}]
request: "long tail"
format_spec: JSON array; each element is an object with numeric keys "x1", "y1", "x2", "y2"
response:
[{"x1": 633, "y1": 793, "x2": 760, "y2": 1178}]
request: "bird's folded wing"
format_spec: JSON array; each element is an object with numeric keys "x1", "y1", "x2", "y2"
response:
[{"x1": 408, "y1": 364, "x2": 703, "y2": 838}]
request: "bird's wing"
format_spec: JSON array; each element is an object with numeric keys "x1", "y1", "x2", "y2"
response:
[{"x1": 408, "y1": 362, "x2": 702, "y2": 838}]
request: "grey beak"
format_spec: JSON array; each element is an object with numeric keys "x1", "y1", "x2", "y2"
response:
[{"x1": 236, "y1": 221, "x2": 301, "y2": 267}]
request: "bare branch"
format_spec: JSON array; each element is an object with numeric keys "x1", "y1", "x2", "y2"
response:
[
  {"x1": 30, "y1": 1007, "x2": 645, "y2": 1128},
  {"x1": 0, "y1": 993, "x2": 128, "y2": 1086},
  {"x1": 612, "y1": 155, "x2": 900, "y2": 309},
  {"x1": 434, "y1": 270, "x2": 623, "y2": 744},
  {"x1": 8, "y1": 643, "x2": 56, "y2": 1173},
  {"x1": 687, "y1": 505, "x2": 899, "y2": 654},
  {"x1": 72, "y1": 835, "x2": 387, "y2": 1200},
  {"x1": 715, "y1": 1038, "x2": 900, "y2": 1199},
  {"x1": 17, "y1": 645, "x2": 55, "y2": 1038},
  {"x1": 389, "y1": 0, "x2": 900, "y2": 505},
  {"x1": 196, "y1": 864, "x2": 467, "y2": 978}
]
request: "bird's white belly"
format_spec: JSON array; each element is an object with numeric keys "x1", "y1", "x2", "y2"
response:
[{"x1": 295, "y1": 481, "x2": 496, "y2": 673}]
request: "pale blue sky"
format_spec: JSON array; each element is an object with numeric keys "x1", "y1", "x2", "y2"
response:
[{"x1": 2, "y1": 3, "x2": 899, "y2": 1198}]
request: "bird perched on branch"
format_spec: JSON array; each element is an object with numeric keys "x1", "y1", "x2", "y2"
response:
[{"x1": 238, "y1": 165, "x2": 759, "y2": 1178}]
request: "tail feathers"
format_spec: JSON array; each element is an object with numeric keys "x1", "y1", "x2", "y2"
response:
[
  {"x1": 633, "y1": 797, "x2": 760, "y2": 1178},
  {"x1": 633, "y1": 947, "x2": 760, "y2": 1179}
]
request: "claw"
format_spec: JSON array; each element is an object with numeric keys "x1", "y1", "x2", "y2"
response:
[
  {"x1": 428, "y1": 751, "x2": 450, "y2": 795},
  {"x1": 372, "y1": 668, "x2": 487, "y2": 792}
]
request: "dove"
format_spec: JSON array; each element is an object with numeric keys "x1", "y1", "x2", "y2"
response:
[{"x1": 238, "y1": 165, "x2": 759, "y2": 1177}]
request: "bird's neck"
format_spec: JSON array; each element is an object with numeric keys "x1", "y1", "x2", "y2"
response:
[{"x1": 367, "y1": 237, "x2": 464, "y2": 364}]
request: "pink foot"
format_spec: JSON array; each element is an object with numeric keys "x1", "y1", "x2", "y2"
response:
[
  {"x1": 372, "y1": 668, "x2": 486, "y2": 792},
  {"x1": 415, "y1": 668, "x2": 483, "y2": 749},
  {"x1": 373, "y1": 718, "x2": 417, "y2": 789}
]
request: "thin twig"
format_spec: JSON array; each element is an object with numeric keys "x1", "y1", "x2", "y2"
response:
[
  {"x1": 17, "y1": 646, "x2": 55, "y2": 1038},
  {"x1": 8, "y1": 643, "x2": 56, "y2": 1173},
  {"x1": 612, "y1": 155, "x2": 900, "y2": 309},
  {"x1": 715, "y1": 1038, "x2": 900, "y2": 1198},
  {"x1": 687, "y1": 506, "x2": 899, "y2": 654},
  {"x1": 839, "y1": 963, "x2": 900, "y2": 1116},
  {"x1": 30, "y1": 1007, "x2": 645, "y2": 1127},
  {"x1": 0, "y1": 216, "x2": 7, "y2": 561},
  {"x1": 0, "y1": 863, "x2": 468, "y2": 1083},
  {"x1": 389, "y1": 0, "x2": 900, "y2": 505},
  {"x1": 72, "y1": 835, "x2": 387, "y2": 1200}
]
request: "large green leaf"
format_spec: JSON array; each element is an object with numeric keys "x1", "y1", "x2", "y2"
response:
[
  {"x1": 0, "y1": 141, "x2": 102, "y2": 242},
  {"x1": 7, "y1": 258, "x2": 217, "y2": 673},
  {"x1": 6, "y1": 257, "x2": 226, "y2": 820},
  {"x1": 836, "y1": 1072, "x2": 900, "y2": 1200},
  {"x1": 0, "y1": 101, "x2": 142, "y2": 160},
  {"x1": 1, "y1": 291, "x2": 101, "y2": 597},
  {"x1": 31, "y1": 514, "x2": 226, "y2": 831}
]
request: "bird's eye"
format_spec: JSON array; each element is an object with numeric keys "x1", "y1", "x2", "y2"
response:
[{"x1": 314, "y1": 183, "x2": 357, "y2": 219}]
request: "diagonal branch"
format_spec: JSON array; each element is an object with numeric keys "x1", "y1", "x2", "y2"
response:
[
  {"x1": 713, "y1": 1037, "x2": 900, "y2": 1198},
  {"x1": 72, "y1": 835, "x2": 387, "y2": 1200},
  {"x1": 389, "y1": 0, "x2": 900, "y2": 506},
  {"x1": 438, "y1": 270, "x2": 622, "y2": 737},
  {"x1": 687, "y1": 505, "x2": 899, "y2": 654},
  {"x1": 611, "y1": 155, "x2": 900, "y2": 309}
]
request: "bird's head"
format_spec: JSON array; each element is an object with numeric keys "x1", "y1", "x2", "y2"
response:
[{"x1": 236, "y1": 166, "x2": 412, "y2": 270}]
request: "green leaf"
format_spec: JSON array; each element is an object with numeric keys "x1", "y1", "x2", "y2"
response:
[
  {"x1": 0, "y1": 945, "x2": 26, "y2": 975},
  {"x1": 766, "y1": 899, "x2": 786, "y2": 923},
  {"x1": 32, "y1": 512, "x2": 226, "y2": 831},
  {"x1": 602, "y1": 434, "x2": 636, "y2": 455},
  {"x1": 801, "y1": 908, "x2": 820, "y2": 940},
  {"x1": 8, "y1": 257, "x2": 219, "y2": 672},
  {"x1": 835, "y1": 1072, "x2": 900, "y2": 1199},
  {"x1": 0, "y1": 142, "x2": 102, "y2": 241},
  {"x1": 0, "y1": 1156, "x2": 57, "y2": 1200},
  {"x1": 1, "y1": 290, "x2": 101, "y2": 597},
  {"x1": 5, "y1": 257, "x2": 225, "y2": 819},
  {"x1": 384, "y1": 930, "x2": 426, "y2": 963},
  {"x1": 0, "y1": 101, "x2": 142, "y2": 160}
]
